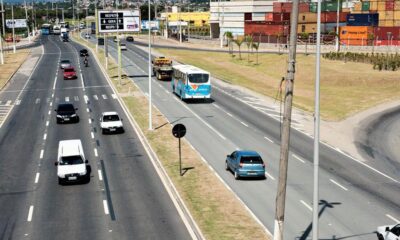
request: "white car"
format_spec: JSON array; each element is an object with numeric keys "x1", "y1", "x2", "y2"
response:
[
  {"x1": 377, "y1": 224, "x2": 400, "y2": 240},
  {"x1": 84, "y1": 33, "x2": 91, "y2": 39},
  {"x1": 100, "y1": 112, "x2": 124, "y2": 134},
  {"x1": 120, "y1": 43, "x2": 127, "y2": 51},
  {"x1": 55, "y1": 140, "x2": 89, "y2": 185}
]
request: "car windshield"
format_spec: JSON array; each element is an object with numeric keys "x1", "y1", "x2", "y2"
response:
[
  {"x1": 81, "y1": 49, "x2": 87, "y2": 53},
  {"x1": 61, "y1": 60, "x2": 70, "y2": 64},
  {"x1": 188, "y1": 73, "x2": 209, "y2": 83},
  {"x1": 240, "y1": 156, "x2": 263, "y2": 164},
  {"x1": 64, "y1": 68, "x2": 74, "y2": 72},
  {"x1": 58, "y1": 104, "x2": 75, "y2": 113},
  {"x1": 103, "y1": 115, "x2": 120, "y2": 122},
  {"x1": 60, "y1": 155, "x2": 83, "y2": 165}
]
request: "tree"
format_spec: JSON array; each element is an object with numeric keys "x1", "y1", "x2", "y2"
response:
[
  {"x1": 252, "y1": 34, "x2": 261, "y2": 65},
  {"x1": 224, "y1": 31, "x2": 234, "y2": 55},
  {"x1": 233, "y1": 36, "x2": 245, "y2": 60},
  {"x1": 245, "y1": 35, "x2": 253, "y2": 63}
]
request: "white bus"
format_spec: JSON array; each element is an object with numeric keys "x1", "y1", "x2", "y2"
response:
[{"x1": 171, "y1": 64, "x2": 211, "y2": 101}]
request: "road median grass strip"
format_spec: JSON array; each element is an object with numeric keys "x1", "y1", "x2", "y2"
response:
[
  {"x1": 0, "y1": 50, "x2": 30, "y2": 90},
  {"x1": 71, "y1": 32, "x2": 270, "y2": 239}
]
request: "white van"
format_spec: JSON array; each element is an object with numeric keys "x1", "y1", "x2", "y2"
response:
[{"x1": 55, "y1": 139, "x2": 89, "y2": 185}]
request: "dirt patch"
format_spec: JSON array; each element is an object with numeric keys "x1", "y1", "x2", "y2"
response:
[{"x1": 0, "y1": 50, "x2": 30, "y2": 90}]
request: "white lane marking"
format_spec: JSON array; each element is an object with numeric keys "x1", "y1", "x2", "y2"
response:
[
  {"x1": 102, "y1": 94, "x2": 107, "y2": 99},
  {"x1": 329, "y1": 179, "x2": 348, "y2": 191},
  {"x1": 34, "y1": 173, "x2": 40, "y2": 184},
  {"x1": 386, "y1": 214, "x2": 400, "y2": 223},
  {"x1": 46, "y1": 121, "x2": 49, "y2": 126},
  {"x1": 65, "y1": 97, "x2": 70, "y2": 102},
  {"x1": 91, "y1": 132, "x2": 94, "y2": 139},
  {"x1": 80, "y1": 73, "x2": 85, "y2": 90},
  {"x1": 88, "y1": 118, "x2": 92, "y2": 124},
  {"x1": 111, "y1": 94, "x2": 117, "y2": 99},
  {"x1": 35, "y1": 98, "x2": 40, "y2": 104},
  {"x1": 240, "y1": 121, "x2": 248, "y2": 127},
  {"x1": 227, "y1": 112, "x2": 233, "y2": 117},
  {"x1": 43, "y1": 133, "x2": 47, "y2": 140},
  {"x1": 93, "y1": 95, "x2": 98, "y2": 100},
  {"x1": 39, "y1": 150, "x2": 44, "y2": 159},
  {"x1": 53, "y1": 76, "x2": 57, "y2": 90},
  {"x1": 213, "y1": 104, "x2": 220, "y2": 109},
  {"x1": 300, "y1": 200, "x2": 313, "y2": 211},
  {"x1": 293, "y1": 154, "x2": 305, "y2": 163},
  {"x1": 265, "y1": 172, "x2": 275, "y2": 180},
  {"x1": 94, "y1": 148, "x2": 98, "y2": 157},
  {"x1": 49, "y1": 102, "x2": 53, "y2": 107},
  {"x1": 264, "y1": 136, "x2": 274, "y2": 143},
  {"x1": 27, "y1": 205, "x2": 34, "y2": 222},
  {"x1": 86, "y1": 108, "x2": 90, "y2": 112},
  {"x1": 5, "y1": 100, "x2": 11, "y2": 106},
  {"x1": 98, "y1": 170, "x2": 103, "y2": 181},
  {"x1": 48, "y1": 110, "x2": 51, "y2": 115},
  {"x1": 74, "y1": 96, "x2": 79, "y2": 101},
  {"x1": 51, "y1": 93, "x2": 54, "y2": 98},
  {"x1": 84, "y1": 95, "x2": 89, "y2": 103},
  {"x1": 15, "y1": 100, "x2": 21, "y2": 105},
  {"x1": 103, "y1": 200, "x2": 109, "y2": 215}
]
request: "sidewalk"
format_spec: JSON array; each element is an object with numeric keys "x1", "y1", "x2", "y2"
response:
[
  {"x1": 132, "y1": 34, "x2": 399, "y2": 163},
  {"x1": 1, "y1": 31, "x2": 40, "y2": 51}
]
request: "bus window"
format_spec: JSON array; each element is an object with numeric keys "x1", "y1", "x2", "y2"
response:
[{"x1": 188, "y1": 74, "x2": 208, "y2": 83}]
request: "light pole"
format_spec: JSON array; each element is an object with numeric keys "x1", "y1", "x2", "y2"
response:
[
  {"x1": 0, "y1": 0, "x2": 4, "y2": 64},
  {"x1": 24, "y1": 0, "x2": 31, "y2": 43},
  {"x1": 11, "y1": 5, "x2": 16, "y2": 53},
  {"x1": 335, "y1": 0, "x2": 340, "y2": 52},
  {"x1": 148, "y1": 0, "x2": 152, "y2": 130}
]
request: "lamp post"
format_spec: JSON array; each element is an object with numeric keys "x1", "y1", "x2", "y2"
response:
[
  {"x1": 335, "y1": 0, "x2": 340, "y2": 52},
  {"x1": 11, "y1": 5, "x2": 16, "y2": 53},
  {"x1": 148, "y1": 0, "x2": 152, "y2": 130},
  {"x1": 24, "y1": 0, "x2": 31, "y2": 43},
  {"x1": 0, "y1": 0, "x2": 4, "y2": 64}
]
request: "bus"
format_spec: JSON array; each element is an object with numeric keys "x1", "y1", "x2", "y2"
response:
[
  {"x1": 41, "y1": 23, "x2": 52, "y2": 35},
  {"x1": 53, "y1": 25, "x2": 61, "y2": 35},
  {"x1": 171, "y1": 64, "x2": 211, "y2": 101}
]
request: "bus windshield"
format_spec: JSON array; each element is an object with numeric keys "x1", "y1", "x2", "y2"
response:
[{"x1": 188, "y1": 74, "x2": 208, "y2": 84}]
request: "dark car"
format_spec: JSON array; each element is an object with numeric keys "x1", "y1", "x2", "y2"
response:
[
  {"x1": 98, "y1": 37, "x2": 104, "y2": 45},
  {"x1": 55, "y1": 103, "x2": 79, "y2": 123},
  {"x1": 225, "y1": 150, "x2": 266, "y2": 180},
  {"x1": 126, "y1": 36, "x2": 134, "y2": 42},
  {"x1": 79, "y1": 49, "x2": 89, "y2": 57}
]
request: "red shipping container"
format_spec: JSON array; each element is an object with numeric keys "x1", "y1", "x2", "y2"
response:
[
  {"x1": 265, "y1": 13, "x2": 273, "y2": 21},
  {"x1": 373, "y1": 26, "x2": 400, "y2": 40},
  {"x1": 374, "y1": 39, "x2": 400, "y2": 46},
  {"x1": 321, "y1": 12, "x2": 347, "y2": 23},
  {"x1": 386, "y1": 0, "x2": 395, "y2": 11},
  {"x1": 299, "y1": 3, "x2": 310, "y2": 13},
  {"x1": 245, "y1": 21, "x2": 290, "y2": 36},
  {"x1": 273, "y1": 12, "x2": 291, "y2": 22},
  {"x1": 273, "y1": 2, "x2": 283, "y2": 12},
  {"x1": 273, "y1": 2, "x2": 293, "y2": 13}
]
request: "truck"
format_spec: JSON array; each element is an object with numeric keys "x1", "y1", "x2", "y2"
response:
[{"x1": 152, "y1": 56, "x2": 173, "y2": 80}]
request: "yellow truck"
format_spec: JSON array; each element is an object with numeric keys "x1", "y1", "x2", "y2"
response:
[{"x1": 152, "y1": 56, "x2": 173, "y2": 80}]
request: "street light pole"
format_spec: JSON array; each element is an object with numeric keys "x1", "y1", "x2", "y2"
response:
[
  {"x1": 0, "y1": 0, "x2": 4, "y2": 64},
  {"x1": 335, "y1": 0, "x2": 340, "y2": 52},
  {"x1": 1, "y1": 0, "x2": 5, "y2": 36},
  {"x1": 11, "y1": 4, "x2": 16, "y2": 53},
  {"x1": 24, "y1": 0, "x2": 31, "y2": 43},
  {"x1": 148, "y1": 0, "x2": 152, "y2": 130}
]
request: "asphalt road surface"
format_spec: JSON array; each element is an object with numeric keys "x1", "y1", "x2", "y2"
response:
[
  {"x1": 88, "y1": 34, "x2": 400, "y2": 239},
  {"x1": 0, "y1": 35, "x2": 192, "y2": 239}
]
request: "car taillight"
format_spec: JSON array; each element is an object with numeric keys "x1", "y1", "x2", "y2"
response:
[
  {"x1": 239, "y1": 162, "x2": 244, "y2": 168},
  {"x1": 262, "y1": 163, "x2": 265, "y2": 168}
]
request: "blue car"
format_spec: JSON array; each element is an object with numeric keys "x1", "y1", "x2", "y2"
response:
[{"x1": 225, "y1": 150, "x2": 266, "y2": 180}]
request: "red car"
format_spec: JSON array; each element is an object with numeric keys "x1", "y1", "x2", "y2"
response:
[{"x1": 63, "y1": 67, "x2": 77, "y2": 80}]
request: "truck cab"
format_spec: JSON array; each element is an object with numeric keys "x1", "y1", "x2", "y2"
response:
[{"x1": 152, "y1": 56, "x2": 173, "y2": 80}]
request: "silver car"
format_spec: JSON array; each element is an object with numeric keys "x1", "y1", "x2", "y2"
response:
[{"x1": 60, "y1": 60, "x2": 72, "y2": 69}]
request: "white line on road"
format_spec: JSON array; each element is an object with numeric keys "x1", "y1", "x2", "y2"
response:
[
  {"x1": 39, "y1": 150, "x2": 44, "y2": 159},
  {"x1": 98, "y1": 170, "x2": 103, "y2": 181},
  {"x1": 94, "y1": 148, "x2": 98, "y2": 157},
  {"x1": 300, "y1": 200, "x2": 312, "y2": 211},
  {"x1": 80, "y1": 74, "x2": 84, "y2": 90},
  {"x1": 15, "y1": 100, "x2": 21, "y2": 105},
  {"x1": 227, "y1": 112, "x2": 233, "y2": 117},
  {"x1": 93, "y1": 95, "x2": 98, "y2": 100},
  {"x1": 49, "y1": 102, "x2": 52, "y2": 107},
  {"x1": 386, "y1": 214, "x2": 400, "y2": 223},
  {"x1": 86, "y1": 108, "x2": 89, "y2": 112},
  {"x1": 111, "y1": 94, "x2": 117, "y2": 99},
  {"x1": 27, "y1": 205, "x2": 34, "y2": 222},
  {"x1": 240, "y1": 121, "x2": 248, "y2": 127},
  {"x1": 51, "y1": 93, "x2": 54, "y2": 98},
  {"x1": 53, "y1": 77, "x2": 57, "y2": 90},
  {"x1": 213, "y1": 104, "x2": 220, "y2": 109},
  {"x1": 91, "y1": 132, "x2": 94, "y2": 139},
  {"x1": 102, "y1": 94, "x2": 107, "y2": 99},
  {"x1": 6, "y1": 100, "x2": 11, "y2": 106},
  {"x1": 329, "y1": 179, "x2": 348, "y2": 191},
  {"x1": 46, "y1": 121, "x2": 49, "y2": 127},
  {"x1": 74, "y1": 96, "x2": 79, "y2": 101},
  {"x1": 84, "y1": 95, "x2": 89, "y2": 103},
  {"x1": 65, "y1": 97, "x2": 69, "y2": 102},
  {"x1": 264, "y1": 136, "x2": 274, "y2": 143},
  {"x1": 293, "y1": 154, "x2": 305, "y2": 163},
  {"x1": 43, "y1": 133, "x2": 47, "y2": 140},
  {"x1": 35, "y1": 98, "x2": 40, "y2": 104},
  {"x1": 88, "y1": 118, "x2": 92, "y2": 124},
  {"x1": 103, "y1": 200, "x2": 109, "y2": 215},
  {"x1": 265, "y1": 172, "x2": 275, "y2": 180},
  {"x1": 34, "y1": 173, "x2": 40, "y2": 184},
  {"x1": 48, "y1": 110, "x2": 51, "y2": 115}
]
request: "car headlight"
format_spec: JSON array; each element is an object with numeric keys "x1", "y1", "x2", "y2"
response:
[
  {"x1": 79, "y1": 171, "x2": 86, "y2": 176},
  {"x1": 71, "y1": 114, "x2": 77, "y2": 117},
  {"x1": 56, "y1": 115, "x2": 62, "y2": 118}
]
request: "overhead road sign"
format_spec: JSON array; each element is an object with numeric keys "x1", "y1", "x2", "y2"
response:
[
  {"x1": 6, "y1": 19, "x2": 27, "y2": 28},
  {"x1": 98, "y1": 10, "x2": 140, "y2": 33}
]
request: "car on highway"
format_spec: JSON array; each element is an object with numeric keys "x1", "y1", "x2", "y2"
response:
[
  {"x1": 63, "y1": 67, "x2": 77, "y2": 80},
  {"x1": 377, "y1": 224, "x2": 400, "y2": 240},
  {"x1": 225, "y1": 150, "x2": 266, "y2": 180},
  {"x1": 126, "y1": 36, "x2": 134, "y2": 42},
  {"x1": 99, "y1": 112, "x2": 124, "y2": 134},
  {"x1": 59, "y1": 60, "x2": 72, "y2": 69},
  {"x1": 79, "y1": 49, "x2": 89, "y2": 57},
  {"x1": 84, "y1": 33, "x2": 91, "y2": 39},
  {"x1": 120, "y1": 43, "x2": 127, "y2": 51},
  {"x1": 98, "y1": 37, "x2": 104, "y2": 45},
  {"x1": 55, "y1": 103, "x2": 79, "y2": 123},
  {"x1": 55, "y1": 139, "x2": 89, "y2": 185}
]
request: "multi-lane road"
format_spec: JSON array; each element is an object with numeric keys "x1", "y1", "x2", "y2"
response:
[
  {"x1": 85, "y1": 34, "x2": 399, "y2": 238},
  {"x1": 0, "y1": 35, "x2": 192, "y2": 239}
]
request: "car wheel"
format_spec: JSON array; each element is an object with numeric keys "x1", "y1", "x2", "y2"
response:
[
  {"x1": 377, "y1": 234, "x2": 384, "y2": 240},
  {"x1": 234, "y1": 171, "x2": 240, "y2": 180},
  {"x1": 102, "y1": 129, "x2": 106, "y2": 134},
  {"x1": 58, "y1": 178, "x2": 64, "y2": 185},
  {"x1": 225, "y1": 161, "x2": 229, "y2": 171},
  {"x1": 76, "y1": 116, "x2": 80, "y2": 123}
]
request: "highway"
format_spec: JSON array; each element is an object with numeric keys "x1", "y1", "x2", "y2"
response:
[
  {"x1": 0, "y1": 35, "x2": 192, "y2": 239},
  {"x1": 89, "y1": 34, "x2": 400, "y2": 239}
]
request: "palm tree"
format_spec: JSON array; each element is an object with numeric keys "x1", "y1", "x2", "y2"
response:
[
  {"x1": 233, "y1": 36, "x2": 245, "y2": 60},
  {"x1": 224, "y1": 31, "x2": 234, "y2": 55},
  {"x1": 245, "y1": 35, "x2": 253, "y2": 62}
]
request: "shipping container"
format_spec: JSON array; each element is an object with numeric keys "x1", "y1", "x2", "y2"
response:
[
  {"x1": 347, "y1": 13, "x2": 379, "y2": 26},
  {"x1": 310, "y1": 2, "x2": 342, "y2": 13},
  {"x1": 321, "y1": 12, "x2": 348, "y2": 23},
  {"x1": 342, "y1": 7, "x2": 351, "y2": 12},
  {"x1": 362, "y1": 1, "x2": 370, "y2": 11},
  {"x1": 298, "y1": 12, "x2": 318, "y2": 23},
  {"x1": 265, "y1": 13, "x2": 273, "y2": 21},
  {"x1": 379, "y1": 20, "x2": 395, "y2": 27},
  {"x1": 377, "y1": 1, "x2": 386, "y2": 11},
  {"x1": 396, "y1": 1, "x2": 400, "y2": 11},
  {"x1": 386, "y1": 0, "x2": 395, "y2": 11},
  {"x1": 245, "y1": 21, "x2": 289, "y2": 36},
  {"x1": 374, "y1": 39, "x2": 400, "y2": 46},
  {"x1": 380, "y1": 12, "x2": 394, "y2": 21},
  {"x1": 340, "y1": 39, "x2": 369, "y2": 46},
  {"x1": 273, "y1": 2, "x2": 293, "y2": 13},
  {"x1": 273, "y1": 12, "x2": 291, "y2": 22},
  {"x1": 395, "y1": 11, "x2": 400, "y2": 20},
  {"x1": 373, "y1": 26, "x2": 400, "y2": 40},
  {"x1": 298, "y1": 23, "x2": 346, "y2": 34},
  {"x1": 299, "y1": 3, "x2": 310, "y2": 13},
  {"x1": 339, "y1": 26, "x2": 373, "y2": 40},
  {"x1": 354, "y1": 2, "x2": 362, "y2": 12},
  {"x1": 370, "y1": 1, "x2": 378, "y2": 11}
]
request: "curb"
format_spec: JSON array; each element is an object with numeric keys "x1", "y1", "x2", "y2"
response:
[{"x1": 0, "y1": 49, "x2": 32, "y2": 91}]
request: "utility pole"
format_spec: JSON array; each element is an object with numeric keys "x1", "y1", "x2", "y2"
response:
[
  {"x1": 273, "y1": 0, "x2": 299, "y2": 239},
  {"x1": 0, "y1": 0, "x2": 4, "y2": 64},
  {"x1": 335, "y1": 0, "x2": 340, "y2": 52},
  {"x1": 148, "y1": 0, "x2": 152, "y2": 130},
  {"x1": 1, "y1": 0, "x2": 5, "y2": 36},
  {"x1": 11, "y1": 4, "x2": 16, "y2": 53},
  {"x1": 24, "y1": 0, "x2": 31, "y2": 43}
]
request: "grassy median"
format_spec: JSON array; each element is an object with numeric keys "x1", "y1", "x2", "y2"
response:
[
  {"x1": 0, "y1": 50, "x2": 30, "y2": 90},
  {"x1": 71, "y1": 32, "x2": 270, "y2": 240},
  {"x1": 156, "y1": 48, "x2": 400, "y2": 121}
]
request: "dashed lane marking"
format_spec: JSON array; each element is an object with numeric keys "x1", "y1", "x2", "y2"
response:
[
  {"x1": 27, "y1": 205, "x2": 34, "y2": 222},
  {"x1": 386, "y1": 214, "x2": 400, "y2": 223},
  {"x1": 93, "y1": 95, "x2": 98, "y2": 100},
  {"x1": 292, "y1": 154, "x2": 305, "y2": 163},
  {"x1": 34, "y1": 173, "x2": 40, "y2": 184},
  {"x1": 330, "y1": 179, "x2": 348, "y2": 191},
  {"x1": 264, "y1": 136, "x2": 274, "y2": 143},
  {"x1": 39, "y1": 150, "x2": 44, "y2": 159},
  {"x1": 103, "y1": 200, "x2": 109, "y2": 215},
  {"x1": 300, "y1": 200, "x2": 312, "y2": 212},
  {"x1": 98, "y1": 170, "x2": 103, "y2": 181},
  {"x1": 102, "y1": 94, "x2": 107, "y2": 100}
]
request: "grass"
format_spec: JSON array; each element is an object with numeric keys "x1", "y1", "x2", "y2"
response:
[
  {"x1": 71, "y1": 32, "x2": 270, "y2": 240},
  {"x1": 155, "y1": 49, "x2": 400, "y2": 121},
  {"x1": 0, "y1": 50, "x2": 30, "y2": 90}
]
